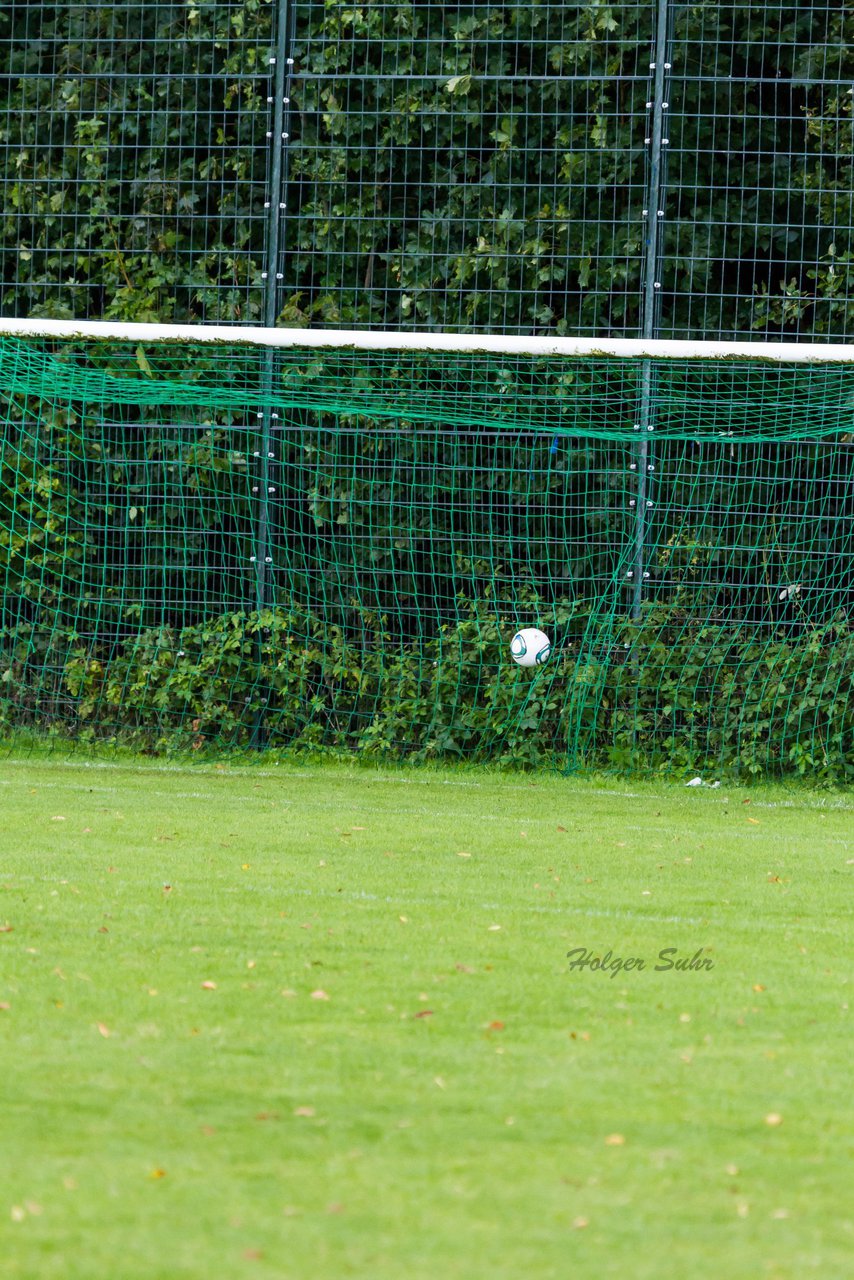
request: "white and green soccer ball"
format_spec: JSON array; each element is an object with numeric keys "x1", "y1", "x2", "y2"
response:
[{"x1": 509, "y1": 627, "x2": 551, "y2": 668}]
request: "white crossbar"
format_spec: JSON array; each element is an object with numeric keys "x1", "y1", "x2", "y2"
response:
[{"x1": 4, "y1": 317, "x2": 854, "y2": 363}]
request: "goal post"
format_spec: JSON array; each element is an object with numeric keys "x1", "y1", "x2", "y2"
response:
[{"x1": 2, "y1": 321, "x2": 853, "y2": 777}]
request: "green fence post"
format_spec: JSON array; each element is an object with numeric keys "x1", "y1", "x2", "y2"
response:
[
  {"x1": 250, "y1": 0, "x2": 292, "y2": 747},
  {"x1": 633, "y1": 0, "x2": 672, "y2": 620}
]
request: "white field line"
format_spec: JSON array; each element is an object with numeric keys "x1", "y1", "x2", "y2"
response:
[
  {"x1": 225, "y1": 884, "x2": 844, "y2": 934},
  {"x1": 2, "y1": 760, "x2": 852, "y2": 810},
  {"x1": 282, "y1": 885, "x2": 715, "y2": 926},
  {"x1": 0, "y1": 776, "x2": 602, "y2": 823},
  {"x1": 0, "y1": 757, "x2": 635, "y2": 795}
]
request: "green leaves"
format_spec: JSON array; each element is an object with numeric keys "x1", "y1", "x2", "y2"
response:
[{"x1": 444, "y1": 75, "x2": 472, "y2": 97}]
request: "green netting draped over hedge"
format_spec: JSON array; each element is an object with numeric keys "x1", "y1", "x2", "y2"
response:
[{"x1": 2, "y1": 334, "x2": 853, "y2": 777}]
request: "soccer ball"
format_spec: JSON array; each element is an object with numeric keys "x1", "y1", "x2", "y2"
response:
[{"x1": 509, "y1": 627, "x2": 551, "y2": 668}]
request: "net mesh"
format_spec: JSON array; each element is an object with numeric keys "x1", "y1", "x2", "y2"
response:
[{"x1": 2, "y1": 333, "x2": 853, "y2": 777}]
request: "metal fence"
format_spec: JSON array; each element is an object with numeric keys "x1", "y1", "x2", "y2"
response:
[{"x1": 2, "y1": 2, "x2": 853, "y2": 339}]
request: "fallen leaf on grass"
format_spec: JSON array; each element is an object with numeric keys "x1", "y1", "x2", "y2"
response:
[
  {"x1": 557, "y1": 825, "x2": 567, "y2": 832},
  {"x1": 765, "y1": 1112, "x2": 783, "y2": 1127},
  {"x1": 243, "y1": 1249, "x2": 264, "y2": 1261},
  {"x1": 201, "y1": 981, "x2": 217, "y2": 990},
  {"x1": 325, "y1": 1203, "x2": 345, "y2": 1215},
  {"x1": 10, "y1": 1206, "x2": 25, "y2": 1222},
  {"x1": 97, "y1": 1023, "x2": 111, "y2": 1038},
  {"x1": 413, "y1": 1010, "x2": 434, "y2": 1019},
  {"x1": 605, "y1": 1133, "x2": 625, "y2": 1146},
  {"x1": 571, "y1": 1217, "x2": 589, "y2": 1230},
  {"x1": 456, "y1": 851, "x2": 471, "y2": 858},
  {"x1": 149, "y1": 1168, "x2": 167, "y2": 1179},
  {"x1": 0, "y1": 1002, "x2": 10, "y2": 1011},
  {"x1": 488, "y1": 924, "x2": 502, "y2": 932},
  {"x1": 293, "y1": 1106, "x2": 315, "y2": 1118},
  {"x1": 747, "y1": 818, "x2": 760, "y2": 825},
  {"x1": 51, "y1": 815, "x2": 66, "y2": 822},
  {"x1": 310, "y1": 989, "x2": 329, "y2": 1001},
  {"x1": 0, "y1": 924, "x2": 12, "y2": 933},
  {"x1": 753, "y1": 984, "x2": 766, "y2": 992},
  {"x1": 487, "y1": 1020, "x2": 505, "y2": 1031}
]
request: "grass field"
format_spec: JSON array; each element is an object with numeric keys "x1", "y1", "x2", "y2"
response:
[{"x1": 1, "y1": 756, "x2": 851, "y2": 1279}]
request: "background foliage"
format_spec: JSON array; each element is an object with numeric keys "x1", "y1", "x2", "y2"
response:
[{"x1": 3, "y1": 2, "x2": 853, "y2": 336}]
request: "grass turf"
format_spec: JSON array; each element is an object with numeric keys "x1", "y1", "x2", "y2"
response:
[{"x1": 0, "y1": 756, "x2": 851, "y2": 1279}]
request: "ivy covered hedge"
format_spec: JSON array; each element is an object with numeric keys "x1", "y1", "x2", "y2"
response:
[{"x1": 5, "y1": 601, "x2": 853, "y2": 780}]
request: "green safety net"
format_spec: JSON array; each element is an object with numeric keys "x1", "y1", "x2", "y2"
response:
[{"x1": 2, "y1": 334, "x2": 853, "y2": 777}]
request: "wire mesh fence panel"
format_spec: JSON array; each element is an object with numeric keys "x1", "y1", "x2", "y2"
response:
[
  {"x1": 279, "y1": 0, "x2": 854, "y2": 341},
  {"x1": 1, "y1": 1, "x2": 278, "y2": 324},
  {"x1": 4, "y1": 3, "x2": 854, "y2": 340},
  {"x1": 662, "y1": 2, "x2": 854, "y2": 341},
  {"x1": 284, "y1": 1, "x2": 652, "y2": 335}
]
